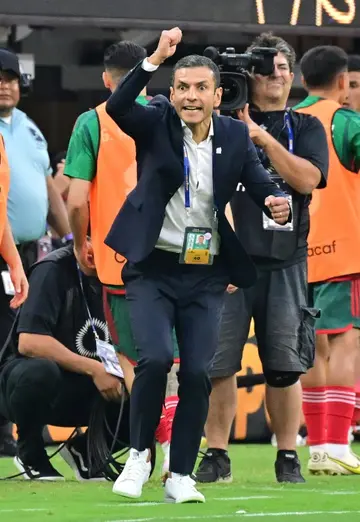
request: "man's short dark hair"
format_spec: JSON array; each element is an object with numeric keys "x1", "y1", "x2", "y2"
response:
[
  {"x1": 247, "y1": 32, "x2": 296, "y2": 72},
  {"x1": 348, "y1": 55, "x2": 360, "y2": 73},
  {"x1": 171, "y1": 55, "x2": 221, "y2": 88},
  {"x1": 300, "y1": 46, "x2": 348, "y2": 89},
  {"x1": 103, "y1": 41, "x2": 147, "y2": 79}
]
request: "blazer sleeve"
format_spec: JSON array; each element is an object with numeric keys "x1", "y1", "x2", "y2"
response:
[
  {"x1": 106, "y1": 60, "x2": 165, "y2": 140},
  {"x1": 240, "y1": 125, "x2": 287, "y2": 217}
]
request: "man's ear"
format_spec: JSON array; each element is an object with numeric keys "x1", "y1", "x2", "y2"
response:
[
  {"x1": 102, "y1": 71, "x2": 111, "y2": 90},
  {"x1": 170, "y1": 86, "x2": 175, "y2": 105},
  {"x1": 338, "y1": 71, "x2": 348, "y2": 92},
  {"x1": 214, "y1": 86, "x2": 223, "y2": 109}
]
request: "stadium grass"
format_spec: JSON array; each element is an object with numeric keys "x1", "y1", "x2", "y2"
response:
[{"x1": 1, "y1": 443, "x2": 360, "y2": 522}]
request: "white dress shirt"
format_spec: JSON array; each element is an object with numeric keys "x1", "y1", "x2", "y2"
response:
[
  {"x1": 141, "y1": 58, "x2": 219, "y2": 255},
  {"x1": 156, "y1": 120, "x2": 218, "y2": 254}
]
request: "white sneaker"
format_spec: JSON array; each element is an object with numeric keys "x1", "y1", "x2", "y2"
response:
[
  {"x1": 112, "y1": 448, "x2": 151, "y2": 498},
  {"x1": 307, "y1": 450, "x2": 330, "y2": 475},
  {"x1": 164, "y1": 474, "x2": 205, "y2": 504},
  {"x1": 327, "y1": 450, "x2": 360, "y2": 476}
]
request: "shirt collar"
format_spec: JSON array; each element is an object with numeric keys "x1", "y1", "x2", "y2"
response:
[
  {"x1": 0, "y1": 115, "x2": 12, "y2": 125},
  {"x1": 181, "y1": 117, "x2": 214, "y2": 142}
]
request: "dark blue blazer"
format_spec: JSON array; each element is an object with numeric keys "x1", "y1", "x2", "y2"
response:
[{"x1": 105, "y1": 61, "x2": 286, "y2": 288}]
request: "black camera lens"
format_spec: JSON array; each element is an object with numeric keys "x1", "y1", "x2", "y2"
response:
[
  {"x1": 219, "y1": 72, "x2": 248, "y2": 111},
  {"x1": 221, "y1": 76, "x2": 241, "y2": 105}
]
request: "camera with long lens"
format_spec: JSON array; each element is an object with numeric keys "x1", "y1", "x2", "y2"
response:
[{"x1": 203, "y1": 45, "x2": 278, "y2": 112}]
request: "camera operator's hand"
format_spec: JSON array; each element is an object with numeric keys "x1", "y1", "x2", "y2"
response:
[
  {"x1": 91, "y1": 362, "x2": 123, "y2": 402},
  {"x1": 149, "y1": 28, "x2": 183, "y2": 66},
  {"x1": 265, "y1": 196, "x2": 290, "y2": 225},
  {"x1": 237, "y1": 104, "x2": 271, "y2": 149}
]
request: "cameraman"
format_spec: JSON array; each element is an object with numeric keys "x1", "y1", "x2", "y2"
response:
[{"x1": 196, "y1": 33, "x2": 329, "y2": 484}]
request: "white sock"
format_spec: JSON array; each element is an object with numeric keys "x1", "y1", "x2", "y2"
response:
[
  {"x1": 327, "y1": 444, "x2": 349, "y2": 459},
  {"x1": 130, "y1": 448, "x2": 149, "y2": 460},
  {"x1": 309, "y1": 444, "x2": 328, "y2": 456}
]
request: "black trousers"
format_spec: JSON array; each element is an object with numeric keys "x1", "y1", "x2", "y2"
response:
[
  {"x1": 122, "y1": 249, "x2": 229, "y2": 475},
  {"x1": 0, "y1": 357, "x2": 129, "y2": 464},
  {"x1": 0, "y1": 241, "x2": 38, "y2": 435}
]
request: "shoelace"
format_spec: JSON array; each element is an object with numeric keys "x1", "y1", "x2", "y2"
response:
[
  {"x1": 120, "y1": 457, "x2": 147, "y2": 482},
  {"x1": 198, "y1": 450, "x2": 221, "y2": 471},
  {"x1": 199, "y1": 450, "x2": 214, "y2": 462},
  {"x1": 174, "y1": 475, "x2": 197, "y2": 490}
]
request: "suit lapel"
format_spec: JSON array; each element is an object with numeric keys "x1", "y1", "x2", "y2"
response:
[{"x1": 212, "y1": 114, "x2": 228, "y2": 207}]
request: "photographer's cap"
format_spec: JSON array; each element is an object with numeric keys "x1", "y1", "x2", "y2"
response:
[{"x1": 0, "y1": 49, "x2": 21, "y2": 78}]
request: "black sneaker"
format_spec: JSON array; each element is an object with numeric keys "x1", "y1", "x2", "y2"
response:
[
  {"x1": 275, "y1": 451, "x2": 305, "y2": 483},
  {"x1": 59, "y1": 436, "x2": 106, "y2": 482},
  {"x1": 14, "y1": 456, "x2": 64, "y2": 481},
  {"x1": 0, "y1": 435, "x2": 17, "y2": 457},
  {"x1": 194, "y1": 449, "x2": 232, "y2": 483}
]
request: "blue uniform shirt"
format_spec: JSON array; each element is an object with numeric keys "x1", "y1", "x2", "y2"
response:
[{"x1": 0, "y1": 108, "x2": 52, "y2": 244}]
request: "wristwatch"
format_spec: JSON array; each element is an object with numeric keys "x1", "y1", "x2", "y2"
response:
[{"x1": 61, "y1": 233, "x2": 74, "y2": 244}]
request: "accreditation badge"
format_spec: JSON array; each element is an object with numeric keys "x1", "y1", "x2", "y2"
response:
[
  {"x1": 96, "y1": 339, "x2": 124, "y2": 379},
  {"x1": 179, "y1": 227, "x2": 214, "y2": 265}
]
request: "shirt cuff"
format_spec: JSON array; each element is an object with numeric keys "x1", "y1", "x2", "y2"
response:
[{"x1": 142, "y1": 58, "x2": 159, "y2": 72}]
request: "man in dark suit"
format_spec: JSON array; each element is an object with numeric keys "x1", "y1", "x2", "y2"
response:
[{"x1": 105, "y1": 27, "x2": 290, "y2": 503}]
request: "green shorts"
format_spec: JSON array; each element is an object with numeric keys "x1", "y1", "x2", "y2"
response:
[
  {"x1": 103, "y1": 285, "x2": 179, "y2": 364},
  {"x1": 311, "y1": 277, "x2": 360, "y2": 334}
]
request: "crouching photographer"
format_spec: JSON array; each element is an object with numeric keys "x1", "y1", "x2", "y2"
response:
[
  {"x1": 0, "y1": 244, "x2": 131, "y2": 481},
  {"x1": 196, "y1": 33, "x2": 329, "y2": 484}
]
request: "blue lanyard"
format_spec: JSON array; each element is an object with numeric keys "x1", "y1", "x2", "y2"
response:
[
  {"x1": 76, "y1": 264, "x2": 99, "y2": 341},
  {"x1": 284, "y1": 111, "x2": 294, "y2": 154},
  {"x1": 183, "y1": 143, "x2": 218, "y2": 217},
  {"x1": 184, "y1": 145, "x2": 191, "y2": 209}
]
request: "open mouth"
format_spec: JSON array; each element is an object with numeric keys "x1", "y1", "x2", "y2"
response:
[{"x1": 182, "y1": 107, "x2": 202, "y2": 112}]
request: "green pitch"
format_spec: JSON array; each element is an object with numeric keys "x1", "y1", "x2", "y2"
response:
[{"x1": 1, "y1": 444, "x2": 360, "y2": 522}]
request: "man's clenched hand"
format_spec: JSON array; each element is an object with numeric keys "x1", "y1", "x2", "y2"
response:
[
  {"x1": 148, "y1": 28, "x2": 183, "y2": 66},
  {"x1": 265, "y1": 196, "x2": 290, "y2": 225}
]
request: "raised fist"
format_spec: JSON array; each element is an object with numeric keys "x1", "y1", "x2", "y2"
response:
[{"x1": 151, "y1": 27, "x2": 183, "y2": 65}]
